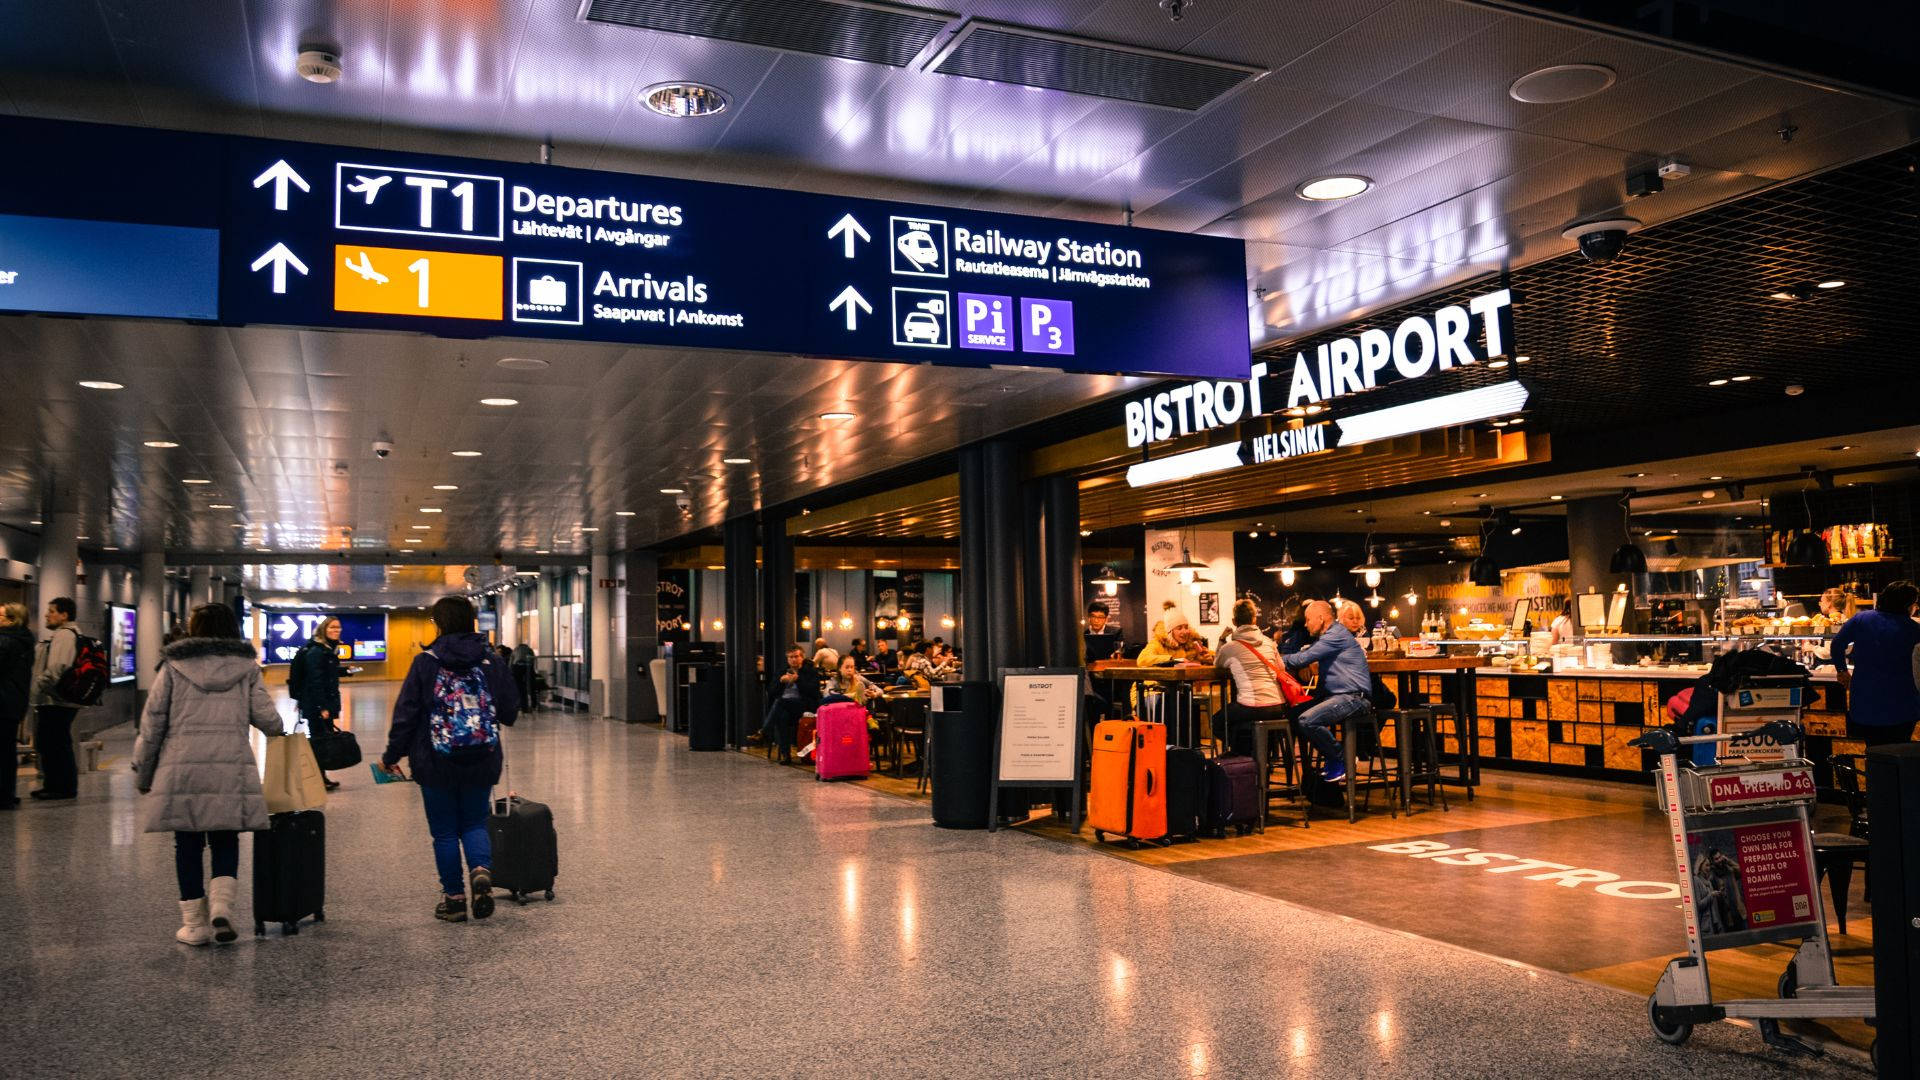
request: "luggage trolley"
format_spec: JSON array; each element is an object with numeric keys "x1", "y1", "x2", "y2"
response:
[{"x1": 1632, "y1": 704, "x2": 1876, "y2": 1059}]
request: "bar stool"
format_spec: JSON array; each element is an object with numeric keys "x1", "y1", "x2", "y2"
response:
[
  {"x1": 1350, "y1": 708, "x2": 1398, "y2": 819},
  {"x1": 1250, "y1": 717, "x2": 1305, "y2": 830},
  {"x1": 1811, "y1": 833, "x2": 1870, "y2": 935},
  {"x1": 1396, "y1": 707, "x2": 1451, "y2": 812}
]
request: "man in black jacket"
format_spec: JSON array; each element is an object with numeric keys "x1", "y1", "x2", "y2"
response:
[
  {"x1": 378, "y1": 597, "x2": 520, "y2": 923},
  {"x1": 747, "y1": 644, "x2": 820, "y2": 763},
  {"x1": 0, "y1": 603, "x2": 33, "y2": 809}
]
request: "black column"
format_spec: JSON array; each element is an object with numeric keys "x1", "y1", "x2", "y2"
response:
[
  {"x1": 761, "y1": 512, "x2": 795, "y2": 696},
  {"x1": 623, "y1": 549, "x2": 661, "y2": 723},
  {"x1": 723, "y1": 514, "x2": 760, "y2": 748},
  {"x1": 959, "y1": 445, "x2": 991, "y2": 674},
  {"x1": 1039, "y1": 475, "x2": 1082, "y2": 668},
  {"x1": 958, "y1": 439, "x2": 1029, "y2": 680}
]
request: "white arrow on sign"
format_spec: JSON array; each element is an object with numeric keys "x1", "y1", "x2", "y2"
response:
[
  {"x1": 828, "y1": 285, "x2": 871, "y2": 331},
  {"x1": 273, "y1": 616, "x2": 298, "y2": 638},
  {"x1": 252, "y1": 160, "x2": 311, "y2": 211},
  {"x1": 250, "y1": 243, "x2": 309, "y2": 294},
  {"x1": 827, "y1": 213, "x2": 870, "y2": 259}
]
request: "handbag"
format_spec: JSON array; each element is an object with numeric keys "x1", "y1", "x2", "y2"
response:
[
  {"x1": 309, "y1": 727, "x2": 363, "y2": 772},
  {"x1": 1248, "y1": 644, "x2": 1313, "y2": 707},
  {"x1": 263, "y1": 735, "x2": 329, "y2": 813}
]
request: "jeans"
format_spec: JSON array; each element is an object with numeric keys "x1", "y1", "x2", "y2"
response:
[
  {"x1": 759, "y1": 695, "x2": 809, "y2": 751},
  {"x1": 421, "y1": 783, "x2": 493, "y2": 896},
  {"x1": 1295, "y1": 693, "x2": 1368, "y2": 769},
  {"x1": 34, "y1": 705, "x2": 78, "y2": 795},
  {"x1": 174, "y1": 830, "x2": 240, "y2": 901}
]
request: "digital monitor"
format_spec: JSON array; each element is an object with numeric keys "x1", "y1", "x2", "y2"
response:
[
  {"x1": 1508, "y1": 598, "x2": 1532, "y2": 638},
  {"x1": 106, "y1": 604, "x2": 137, "y2": 684},
  {"x1": 260, "y1": 611, "x2": 389, "y2": 665}
]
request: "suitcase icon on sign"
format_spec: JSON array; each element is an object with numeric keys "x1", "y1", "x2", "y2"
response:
[{"x1": 526, "y1": 275, "x2": 567, "y2": 311}]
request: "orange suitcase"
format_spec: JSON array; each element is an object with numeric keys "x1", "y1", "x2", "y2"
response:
[{"x1": 1088, "y1": 720, "x2": 1166, "y2": 846}]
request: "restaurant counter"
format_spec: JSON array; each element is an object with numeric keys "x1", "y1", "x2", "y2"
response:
[{"x1": 1395, "y1": 665, "x2": 1860, "y2": 780}]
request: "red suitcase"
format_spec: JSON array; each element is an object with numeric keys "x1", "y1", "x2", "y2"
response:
[{"x1": 814, "y1": 702, "x2": 870, "y2": 781}]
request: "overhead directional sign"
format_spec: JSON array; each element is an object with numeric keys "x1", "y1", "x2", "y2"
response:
[{"x1": 0, "y1": 116, "x2": 1251, "y2": 379}]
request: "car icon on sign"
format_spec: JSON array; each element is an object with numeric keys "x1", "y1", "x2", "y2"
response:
[
  {"x1": 897, "y1": 230, "x2": 941, "y2": 271},
  {"x1": 903, "y1": 311, "x2": 942, "y2": 343}
]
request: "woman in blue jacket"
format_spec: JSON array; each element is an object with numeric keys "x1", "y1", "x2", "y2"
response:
[{"x1": 379, "y1": 597, "x2": 520, "y2": 923}]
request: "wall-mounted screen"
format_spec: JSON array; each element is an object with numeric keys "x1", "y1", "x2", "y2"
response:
[
  {"x1": 259, "y1": 611, "x2": 389, "y2": 665},
  {"x1": 106, "y1": 604, "x2": 137, "y2": 684}
]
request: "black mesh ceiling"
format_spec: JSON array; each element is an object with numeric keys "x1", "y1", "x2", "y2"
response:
[{"x1": 1255, "y1": 144, "x2": 1920, "y2": 434}]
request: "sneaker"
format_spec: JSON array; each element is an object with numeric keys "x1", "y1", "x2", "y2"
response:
[
  {"x1": 468, "y1": 868, "x2": 494, "y2": 920},
  {"x1": 1321, "y1": 762, "x2": 1347, "y2": 784},
  {"x1": 435, "y1": 896, "x2": 468, "y2": 923}
]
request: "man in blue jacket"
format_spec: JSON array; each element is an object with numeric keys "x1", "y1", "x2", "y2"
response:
[
  {"x1": 1831, "y1": 580, "x2": 1920, "y2": 747},
  {"x1": 379, "y1": 597, "x2": 519, "y2": 923},
  {"x1": 1283, "y1": 600, "x2": 1372, "y2": 783}
]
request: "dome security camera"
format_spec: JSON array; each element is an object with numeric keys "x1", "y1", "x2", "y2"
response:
[
  {"x1": 372, "y1": 439, "x2": 394, "y2": 459},
  {"x1": 1561, "y1": 217, "x2": 1642, "y2": 265}
]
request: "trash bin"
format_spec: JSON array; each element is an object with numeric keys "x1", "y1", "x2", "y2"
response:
[
  {"x1": 686, "y1": 666, "x2": 726, "y2": 751},
  {"x1": 931, "y1": 682, "x2": 993, "y2": 829}
]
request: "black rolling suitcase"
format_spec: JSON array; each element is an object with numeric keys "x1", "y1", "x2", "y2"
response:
[
  {"x1": 1164, "y1": 746, "x2": 1207, "y2": 842},
  {"x1": 253, "y1": 810, "x2": 325, "y2": 936},
  {"x1": 488, "y1": 795, "x2": 558, "y2": 903},
  {"x1": 1204, "y1": 755, "x2": 1260, "y2": 836}
]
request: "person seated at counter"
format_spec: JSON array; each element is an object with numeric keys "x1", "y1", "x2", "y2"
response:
[
  {"x1": 848, "y1": 638, "x2": 870, "y2": 672},
  {"x1": 928, "y1": 641, "x2": 960, "y2": 679},
  {"x1": 1084, "y1": 602, "x2": 1124, "y2": 662},
  {"x1": 1831, "y1": 580, "x2": 1920, "y2": 747},
  {"x1": 871, "y1": 638, "x2": 898, "y2": 674},
  {"x1": 1275, "y1": 598, "x2": 1312, "y2": 656},
  {"x1": 898, "y1": 641, "x2": 936, "y2": 690},
  {"x1": 1284, "y1": 600, "x2": 1370, "y2": 784},
  {"x1": 748, "y1": 645, "x2": 823, "y2": 762},
  {"x1": 821, "y1": 653, "x2": 883, "y2": 707},
  {"x1": 1216, "y1": 599, "x2": 1290, "y2": 757},
  {"x1": 1138, "y1": 606, "x2": 1214, "y2": 666}
]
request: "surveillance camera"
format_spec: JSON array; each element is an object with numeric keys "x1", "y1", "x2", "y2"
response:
[
  {"x1": 1560, "y1": 217, "x2": 1641, "y2": 266},
  {"x1": 372, "y1": 439, "x2": 394, "y2": 459},
  {"x1": 674, "y1": 494, "x2": 692, "y2": 513}
]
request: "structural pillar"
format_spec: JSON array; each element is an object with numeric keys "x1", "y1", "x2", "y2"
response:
[
  {"x1": 136, "y1": 552, "x2": 165, "y2": 707},
  {"x1": 624, "y1": 549, "x2": 661, "y2": 724},
  {"x1": 590, "y1": 552, "x2": 616, "y2": 720},
  {"x1": 1037, "y1": 476, "x2": 1082, "y2": 669},
  {"x1": 36, "y1": 512, "x2": 80, "y2": 612},
  {"x1": 958, "y1": 440, "x2": 1028, "y2": 680},
  {"x1": 187, "y1": 566, "x2": 211, "y2": 609},
  {"x1": 1567, "y1": 495, "x2": 1633, "y2": 629},
  {"x1": 760, "y1": 512, "x2": 795, "y2": 696},
  {"x1": 722, "y1": 514, "x2": 760, "y2": 748},
  {"x1": 498, "y1": 587, "x2": 519, "y2": 648}
]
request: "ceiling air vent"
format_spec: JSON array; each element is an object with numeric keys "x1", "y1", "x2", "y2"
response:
[
  {"x1": 924, "y1": 21, "x2": 1262, "y2": 111},
  {"x1": 579, "y1": 0, "x2": 955, "y2": 68}
]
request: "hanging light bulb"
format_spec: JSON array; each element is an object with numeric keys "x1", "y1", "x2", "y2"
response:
[
  {"x1": 1366, "y1": 590, "x2": 1383, "y2": 608},
  {"x1": 1263, "y1": 540, "x2": 1310, "y2": 588},
  {"x1": 800, "y1": 617, "x2": 812, "y2": 631},
  {"x1": 1403, "y1": 590, "x2": 1419, "y2": 606},
  {"x1": 1168, "y1": 544, "x2": 1208, "y2": 583},
  {"x1": 896, "y1": 613, "x2": 910, "y2": 631},
  {"x1": 1186, "y1": 571, "x2": 1213, "y2": 595},
  {"x1": 939, "y1": 614, "x2": 955, "y2": 630},
  {"x1": 1350, "y1": 547, "x2": 1395, "y2": 585},
  {"x1": 1364, "y1": 569, "x2": 1382, "y2": 588},
  {"x1": 1091, "y1": 566, "x2": 1131, "y2": 597},
  {"x1": 839, "y1": 612, "x2": 854, "y2": 631}
]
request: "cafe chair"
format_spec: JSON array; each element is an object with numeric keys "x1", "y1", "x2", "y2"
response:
[
  {"x1": 888, "y1": 696, "x2": 931, "y2": 780},
  {"x1": 1812, "y1": 754, "x2": 1871, "y2": 935},
  {"x1": 1391, "y1": 706, "x2": 1451, "y2": 813}
]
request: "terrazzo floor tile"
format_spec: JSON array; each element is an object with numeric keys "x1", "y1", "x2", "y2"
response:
[{"x1": 0, "y1": 681, "x2": 1869, "y2": 1078}]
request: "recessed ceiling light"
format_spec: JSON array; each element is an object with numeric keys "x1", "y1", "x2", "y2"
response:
[
  {"x1": 432, "y1": 484, "x2": 459, "y2": 491},
  {"x1": 1509, "y1": 63, "x2": 1616, "y2": 104},
  {"x1": 1827, "y1": 444, "x2": 1855, "y2": 451},
  {"x1": 819, "y1": 411, "x2": 856, "y2": 422},
  {"x1": 1295, "y1": 175, "x2": 1372, "y2": 201},
  {"x1": 183, "y1": 478, "x2": 212, "y2": 485},
  {"x1": 641, "y1": 81, "x2": 731, "y2": 118},
  {"x1": 75, "y1": 535, "x2": 89, "y2": 541},
  {"x1": 101, "y1": 545, "x2": 118, "y2": 551},
  {"x1": 1708, "y1": 378, "x2": 1729, "y2": 386},
  {"x1": 659, "y1": 487, "x2": 686, "y2": 494},
  {"x1": 1729, "y1": 375, "x2": 1753, "y2": 382},
  {"x1": 208, "y1": 503, "x2": 234, "y2": 510},
  {"x1": 536, "y1": 549, "x2": 550, "y2": 555},
  {"x1": 1514, "y1": 355, "x2": 1531, "y2": 364},
  {"x1": 1487, "y1": 359, "x2": 1509, "y2": 369},
  {"x1": 419, "y1": 507, "x2": 442, "y2": 513},
  {"x1": 581, "y1": 526, "x2": 600, "y2": 532},
  {"x1": 1625, "y1": 472, "x2": 1646, "y2": 478},
  {"x1": 1439, "y1": 520, "x2": 1451, "y2": 527},
  {"x1": 403, "y1": 538, "x2": 422, "y2": 544},
  {"x1": 722, "y1": 456, "x2": 752, "y2": 465},
  {"x1": 1769, "y1": 291, "x2": 1801, "y2": 302},
  {"x1": 230, "y1": 523, "x2": 246, "y2": 528},
  {"x1": 1707, "y1": 475, "x2": 1723, "y2": 481},
  {"x1": 496, "y1": 357, "x2": 549, "y2": 371},
  {"x1": 1785, "y1": 384, "x2": 1805, "y2": 396},
  {"x1": 451, "y1": 450, "x2": 482, "y2": 457},
  {"x1": 79, "y1": 380, "x2": 124, "y2": 391},
  {"x1": 616, "y1": 511, "x2": 636, "y2": 517},
  {"x1": 30, "y1": 519, "x2": 43, "y2": 525},
  {"x1": 1816, "y1": 280, "x2": 1845, "y2": 289},
  {"x1": 1508, "y1": 418, "x2": 1525, "y2": 425},
  {"x1": 143, "y1": 440, "x2": 179, "y2": 448},
  {"x1": 480, "y1": 397, "x2": 519, "y2": 407},
  {"x1": 411, "y1": 524, "x2": 431, "y2": 530},
  {"x1": 1549, "y1": 495, "x2": 1563, "y2": 501}
]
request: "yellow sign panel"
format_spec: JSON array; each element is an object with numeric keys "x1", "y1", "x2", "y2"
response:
[{"x1": 333, "y1": 244, "x2": 502, "y2": 321}]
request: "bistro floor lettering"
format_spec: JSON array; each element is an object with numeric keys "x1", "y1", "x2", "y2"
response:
[{"x1": 1369, "y1": 840, "x2": 1681, "y2": 900}]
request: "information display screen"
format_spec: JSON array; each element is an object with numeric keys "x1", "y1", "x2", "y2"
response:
[
  {"x1": 106, "y1": 604, "x2": 137, "y2": 684},
  {"x1": 0, "y1": 116, "x2": 1249, "y2": 380},
  {"x1": 259, "y1": 611, "x2": 389, "y2": 665}
]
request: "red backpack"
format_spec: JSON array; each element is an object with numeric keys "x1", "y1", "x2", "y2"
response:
[{"x1": 54, "y1": 629, "x2": 109, "y2": 706}]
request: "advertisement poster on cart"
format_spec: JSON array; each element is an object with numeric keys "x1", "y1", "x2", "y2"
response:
[{"x1": 1685, "y1": 820, "x2": 1819, "y2": 947}]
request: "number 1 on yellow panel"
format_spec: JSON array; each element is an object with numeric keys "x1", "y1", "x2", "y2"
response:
[{"x1": 333, "y1": 244, "x2": 502, "y2": 321}]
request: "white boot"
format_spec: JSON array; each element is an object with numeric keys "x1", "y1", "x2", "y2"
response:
[
  {"x1": 207, "y1": 876, "x2": 239, "y2": 944},
  {"x1": 175, "y1": 898, "x2": 211, "y2": 946}
]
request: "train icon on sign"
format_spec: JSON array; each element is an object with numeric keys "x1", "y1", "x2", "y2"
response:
[{"x1": 890, "y1": 216, "x2": 948, "y2": 278}]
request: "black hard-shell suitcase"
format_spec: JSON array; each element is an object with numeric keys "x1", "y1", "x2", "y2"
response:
[
  {"x1": 488, "y1": 795, "x2": 558, "y2": 903},
  {"x1": 1205, "y1": 755, "x2": 1260, "y2": 836},
  {"x1": 1164, "y1": 746, "x2": 1207, "y2": 841},
  {"x1": 253, "y1": 810, "x2": 325, "y2": 936}
]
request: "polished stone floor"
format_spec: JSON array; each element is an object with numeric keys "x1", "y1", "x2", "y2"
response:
[{"x1": 1, "y1": 682, "x2": 1867, "y2": 1078}]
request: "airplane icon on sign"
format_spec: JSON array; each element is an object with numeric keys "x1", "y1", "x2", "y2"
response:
[
  {"x1": 346, "y1": 174, "x2": 392, "y2": 204},
  {"x1": 343, "y1": 250, "x2": 388, "y2": 284}
]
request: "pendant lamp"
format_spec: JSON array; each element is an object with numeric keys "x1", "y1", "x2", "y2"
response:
[
  {"x1": 1167, "y1": 544, "x2": 1208, "y2": 583},
  {"x1": 1263, "y1": 540, "x2": 1311, "y2": 588},
  {"x1": 1608, "y1": 490, "x2": 1647, "y2": 574},
  {"x1": 1784, "y1": 489, "x2": 1830, "y2": 566},
  {"x1": 1091, "y1": 566, "x2": 1131, "y2": 597},
  {"x1": 1349, "y1": 518, "x2": 1396, "y2": 588}
]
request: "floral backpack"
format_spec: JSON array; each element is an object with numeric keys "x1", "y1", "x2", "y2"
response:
[{"x1": 428, "y1": 654, "x2": 499, "y2": 757}]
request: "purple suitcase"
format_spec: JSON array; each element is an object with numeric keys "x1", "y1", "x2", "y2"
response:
[
  {"x1": 1205, "y1": 755, "x2": 1260, "y2": 836},
  {"x1": 814, "y1": 702, "x2": 871, "y2": 781}
]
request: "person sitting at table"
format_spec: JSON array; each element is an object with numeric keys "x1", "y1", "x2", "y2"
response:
[
  {"x1": 848, "y1": 638, "x2": 870, "y2": 672},
  {"x1": 928, "y1": 642, "x2": 960, "y2": 680},
  {"x1": 1283, "y1": 600, "x2": 1370, "y2": 784},
  {"x1": 813, "y1": 647, "x2": 839, "y2": 677},
  {"x1": 1276, "y1": 597, "x2": 1313, "y2": 656},
  {"x1": 898, "y1": 641, "x2": 936, "y2": 690},
  {"x1": 871, "y1": 638, "x2": 898, "y2": 674},
  {"x1": 1216, "y1": 599, "x2": 1290, "y2": 757},
  {"x1": 1084, "y1": 601, "x2": 1124, "y2": 662},
  {"x1": 747, "y1": 645, "x2": 822, "y2": 763},
  {"x1": 1137, "y1": 605, "x2": 1213, "y2": 666},
  {"x1": 822, "y1": 653, "x2": 883, "y2": 707}
]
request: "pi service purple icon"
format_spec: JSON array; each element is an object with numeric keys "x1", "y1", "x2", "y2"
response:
[
  {"x1": 957, "y1": 293, "x2": 1014, "y2": 351},
  {"x1": 1020, "y1": 298, "x2": 1074, "y2": 355}
]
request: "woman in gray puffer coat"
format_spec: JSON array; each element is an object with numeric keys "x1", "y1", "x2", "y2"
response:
[{"x1": 134, "y1": 603, "x2": 284, "y2": 946}]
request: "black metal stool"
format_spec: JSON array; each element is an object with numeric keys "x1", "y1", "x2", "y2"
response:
[
  {"x1": 1250, "y1": 717, "x2": 1305, "y2": 830},
  {"x1": 1396, "y1": 706, "x2": 1451, "y2": 812},
  {"x1": 1352, "y1": 707, "x2": 1398, "y2": 818},
  {"x1": 1811, "y1": 832, "x2": 1870, "y2": 935}
]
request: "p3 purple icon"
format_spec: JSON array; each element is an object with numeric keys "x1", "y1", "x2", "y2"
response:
[
  {"x1": 1020, "y1": 298, "x2": 1074, "y2": 356},
  {"x1": 957, "y1": 292, "x2": 1014, "y2": 351}
]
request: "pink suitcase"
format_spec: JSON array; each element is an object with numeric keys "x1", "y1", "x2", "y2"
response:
[{"x1": 814, "y1": 702, "x2": 871, "y2": 781}]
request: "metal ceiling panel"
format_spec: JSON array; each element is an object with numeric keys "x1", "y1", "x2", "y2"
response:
[
  {"x1": 924, "y1": 20, "x2": 1263, "y2": 111},
  {"x1": 579, "y1": 0, "x2": 954, "y2": 68}
]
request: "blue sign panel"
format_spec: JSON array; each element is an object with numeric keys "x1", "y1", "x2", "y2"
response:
[
  {"x1": 0, "y1": 116, "x2": 1251, "y2": 379},
  {"x1": 260, "y1": 611, "x2": 389, "y2": 666},
  {"x1": 0, "y1": 213, "x2": 218, "y2": 319}
]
